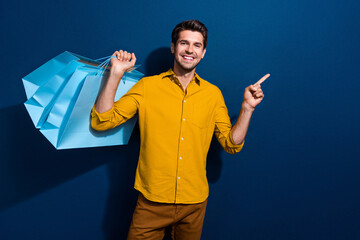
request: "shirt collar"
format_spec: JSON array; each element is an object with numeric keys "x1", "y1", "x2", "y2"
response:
[{"x1": 162, "y1": 69, "x2": 201, "y2": 85}]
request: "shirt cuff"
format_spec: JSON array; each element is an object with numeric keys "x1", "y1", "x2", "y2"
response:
[
  {"x1": 228, "y1": 128, "x2": 245, "y2": 149},
  {"x1": 91, "y1": 105, "x2": 115, "y2": 122}
]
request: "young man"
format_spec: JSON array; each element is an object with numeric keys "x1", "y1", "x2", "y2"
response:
[{"x1": 91, "y1": 20, "x2": 267, "y2": 240}]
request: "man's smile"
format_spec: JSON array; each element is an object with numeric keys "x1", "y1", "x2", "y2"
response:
[{"x1": 181, "y1": 55, "x2": 195, "y2": 61}]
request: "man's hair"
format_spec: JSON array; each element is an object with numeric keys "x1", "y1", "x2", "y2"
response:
[{"x1": 171, "y1": 20, "x2": 208, "y2": 49}]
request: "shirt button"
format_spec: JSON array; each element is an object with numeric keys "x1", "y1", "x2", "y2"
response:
[
  {"x1": 179, "y1": 157, "x2": 182, "y2": 160},
  {"x1": 181, "y1": 137, "x2": 184, "y2": 140},
  {"x1": 184, "y1": 100, "x2": 186, "y2": 103},
  {"x1": 183, "y1": 118, "x2": 185, "y2": 121},
  {"x1": 178, "y1": 177, "x2": 181, "y2": 179}
]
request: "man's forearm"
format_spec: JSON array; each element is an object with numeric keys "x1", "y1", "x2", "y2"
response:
[
  {"x1": 231, "y1": 103, "x2": 254, "y2": 145},
  {"x1": 95, "y1": 69, "x2": 124, "y2": 113}
]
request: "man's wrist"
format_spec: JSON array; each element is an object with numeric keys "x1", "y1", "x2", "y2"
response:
[
  {"x1": 241, "y1": 102, "x2": 255, "y2": 113},
  {"x1": 110, "y1": 67, "x2": 125, "y2": 77}
]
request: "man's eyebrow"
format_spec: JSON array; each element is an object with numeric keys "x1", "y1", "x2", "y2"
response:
[{"x1": 178, "y1": 40, "x2": 203, "y2": 45}]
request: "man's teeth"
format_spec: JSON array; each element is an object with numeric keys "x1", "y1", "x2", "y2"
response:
[{"x1": 183, "y1": 56, "x2": 194, "y2": 60}]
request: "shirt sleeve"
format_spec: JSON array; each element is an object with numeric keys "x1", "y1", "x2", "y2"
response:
[
  {"x1": 91, "y1": 78, "x2": 144, "y2": 131},
  {"x1": 214, "y1": 89, "x2": 244, "y2": 154}
]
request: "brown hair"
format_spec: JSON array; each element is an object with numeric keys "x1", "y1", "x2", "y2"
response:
[{"x1": 171, "y1": 20, "x2": 208, "y2": 49}]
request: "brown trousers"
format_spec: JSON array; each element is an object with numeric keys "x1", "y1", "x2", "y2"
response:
[{"x1": 127, "y1": 194, "x2": 208, "y2": 240}]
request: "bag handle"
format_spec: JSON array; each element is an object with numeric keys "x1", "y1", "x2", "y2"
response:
[{"x1": 95, "y1": 56, "x2": 141, "y2": 75}]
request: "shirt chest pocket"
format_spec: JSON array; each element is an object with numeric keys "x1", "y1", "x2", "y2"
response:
[{"x1": 191, "y1": 103, "x2": 212, "y2": 129}]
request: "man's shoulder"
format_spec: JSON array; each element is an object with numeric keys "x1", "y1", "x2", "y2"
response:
[{"x1": 196, "y1": 74, "x2": 222, "y2": 94}]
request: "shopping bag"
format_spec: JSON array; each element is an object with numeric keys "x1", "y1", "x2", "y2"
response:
[
  {"x1": 22, "y1": 51, "x2": 95, "y2": 99},
  {"x1": 40, "y1": 69, "x2": 142, "y2": 149},
  {"x1": 40, "y1": 70, "x2": 141, "y2": 149},
  {"x1": 23, "y1": 52, "x2": 143, "y2": 149},
  {"x1": 24, "y1": 60, "x2": 98, "y2": 128}
]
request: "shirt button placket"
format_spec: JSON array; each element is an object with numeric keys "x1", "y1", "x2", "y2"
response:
[{"x1": 177, "y1": 96, "x2": 187, "y2": 201}]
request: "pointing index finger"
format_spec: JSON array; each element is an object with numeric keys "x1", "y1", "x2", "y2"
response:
[{"x1": 255, "y1": 73, "x2": 270, "y2": 86}]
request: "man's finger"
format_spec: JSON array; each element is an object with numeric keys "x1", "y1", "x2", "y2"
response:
[
  {"x1": 130, "y1": 53, "x2": 136, "y2": 63},
  {"x1": 254, "y1": 92, "x2": 264, "y2": 98},
  {"x1": 125, "y1": 52, "x2": 131, "y2": 61},
  {"x1": 249, "y1": 85, "x2": 257, "y2": 92},
  {"x1": 253, "y1": 88, "x2": 263, "y2": 95},
  {"x1": 255, "y1": 73, "x2": 270, "y2": 86},
  {"x1": 249, "y1": 84, "x2": 262, "y2": 92}
]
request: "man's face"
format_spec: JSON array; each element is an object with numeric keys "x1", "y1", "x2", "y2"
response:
[{"x1": 171, "y1": 30, "x2": 206, "y2": 72}]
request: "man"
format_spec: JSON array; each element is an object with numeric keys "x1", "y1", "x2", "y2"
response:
[{"x1": 91, "y1": 20, "x2": 268, "y2": 240}]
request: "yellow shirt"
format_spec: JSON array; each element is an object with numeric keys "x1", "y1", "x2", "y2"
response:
[{"x1": 91, "y1": 69, "x2": 244, "y2": 204}]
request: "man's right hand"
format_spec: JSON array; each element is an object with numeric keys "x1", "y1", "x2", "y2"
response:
[
  {"x1": 95, "y1": 50, "x2": 136, "y2": 113},
  {"x1": 111, "y1": 50, "x2": 137, "y2": 76}
]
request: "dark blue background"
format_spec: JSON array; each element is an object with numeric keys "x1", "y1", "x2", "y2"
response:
[{"x1": 1, "y1": 0, "x2": 360, "y2": 239}]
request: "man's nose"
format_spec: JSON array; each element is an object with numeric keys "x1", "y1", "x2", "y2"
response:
[{"x1": 185, "y1": 45, "x2": 194, "y2": 53}]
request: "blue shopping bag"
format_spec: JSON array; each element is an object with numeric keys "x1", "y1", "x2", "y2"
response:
[
  {"x1": 23, "y1": 52, "x2": 143, "y2": 149},
  {"x1": 22, "y1": 51, "x2": 95, "y2": 99},
  {"x1": 24, "y1": 60, "x2": 98, "y2": 128},
  {"x1": 40, "y1": 68, "x2": 143, "y2": 149}
]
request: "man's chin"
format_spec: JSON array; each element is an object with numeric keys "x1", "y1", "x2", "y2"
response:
[
  {"x1": 181, "y1": 65, "x2": 196, "y2": 71},
  {"x1": 175, "y1": 60, "x2": 199, "y2": 72}
]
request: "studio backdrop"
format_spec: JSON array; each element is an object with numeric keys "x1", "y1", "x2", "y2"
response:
[{"x1": 1, "y1": 0, "x2": 360, "y2": 239}]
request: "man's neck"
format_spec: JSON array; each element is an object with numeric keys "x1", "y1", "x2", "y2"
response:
[{"x1": 173, "y1": 66, "x2": 196, "y2": 91}]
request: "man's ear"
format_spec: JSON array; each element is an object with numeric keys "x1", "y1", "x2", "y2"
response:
[
  {"x1": 201, "y1": 48, "x2": 206, "y2": 59},
  {"x1": 171, "y1": 42, "x2": 175, "y2": 54}
]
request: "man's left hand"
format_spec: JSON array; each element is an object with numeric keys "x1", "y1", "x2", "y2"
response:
[{"x1": 242, "y1": 74, "x2": 270, "y2": 110}]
